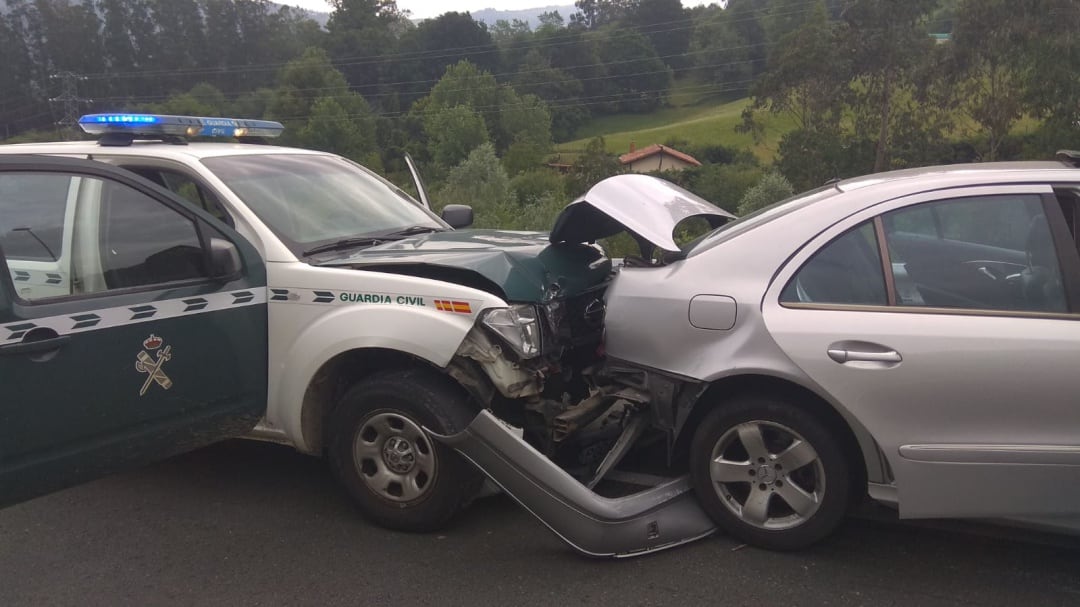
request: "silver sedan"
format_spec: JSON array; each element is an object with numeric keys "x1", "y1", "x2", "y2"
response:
[{"x1": 586, "y1": 160, "x2": 1080, "y2": 550}]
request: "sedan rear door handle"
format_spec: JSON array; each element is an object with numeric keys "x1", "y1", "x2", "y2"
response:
[{"x1": 827, "y1": 347, "x2": 902, "y2": 364}]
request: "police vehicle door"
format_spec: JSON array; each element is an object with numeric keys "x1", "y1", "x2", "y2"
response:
[{"x1": 0, "y1": 156, "x2": 268, "y2": 507}]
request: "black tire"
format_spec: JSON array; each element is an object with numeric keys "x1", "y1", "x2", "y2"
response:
[
  {"x1": 327, "y1": 369, "x2": 484, "y2": 532},
  {"x1": 689, "y1": 395, "x2": 850, "y2": 551}
]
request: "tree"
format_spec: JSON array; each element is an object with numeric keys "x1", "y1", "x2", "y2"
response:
[
  {"x1": 627, "y1": 0, "x2": 689, "y2": 69},
  {"x1": 326, "y1": 0, "x2": 405, "y2": 88},
  {"x1": 567, "y1": 136, "x2": 625, "y2": 195},
  {"x1": 140, "y1": 82, "x2": 228, "y2": 116},
  {"x1": 497, "y1": 92, "x2": 551, "y2": 152},
  {"x1": 98, "y1": 0, "x2": 138, "y2": 74},
  {"x1": 590, "y1": 26, "x2": 672, "y2": 113},
  {"x1": 0, "y1": 4, "x2": 39, "y2": 138},
  {"x1": 270, "y1": 48, "x2": 344, "y2": 120},
  {"x1": 427, "y1": 61, "x2": 502, "y2": 117},
  {"x1": 841, "y1": 0, "x2": 940, "y2": 172},
  {"x1": 512, "y1": 51, "x2": 589, "y2": 141},
  {"x1": 423, "y1": 105, "x2": 490, "y2": 168},
  {"x1": 744, "y1": 1, "x2": 847, "y2": 134},
  {"x1": 33, "y1": 0, "x2": 103, "y2": 74},
  {"x1": 737, "y1": 171, "x2": 794, "y2": 215},
  {"x1": 149, "y1": 0, "x2": 205, "y2": 90},
  {"x1": 1016, "y1": 0, "x2": 1080, "y2": 153},
  {"x1": 571, "y1": 0, "x2": 633, "y2": 30},
  {"x1": 296, "y1": 96, "x2": 378, "y2": 163},
  {"x1": 393, "y1": 13, "x2": 498, "y2": 103},
  {"x1": 490, "y1": 18, "x2": 530, "y2": 45},
  {"x1": 423, "y1": 61, "x2": 553, "y2": 161},
  {"x1": 436, "y1": 143, "x2": 511, "y2": 219},
  {"x1": 763, "y1": 0, "x2": 819, "y2": 53},
  {"x1": 268, "y1": 46, "x2": 374, "y2": 157},
  {"x1": 537, "y1": 10, "x2": 565, "y2": 30},
  {"x1": 774, "y1": 127, "x2": 875, "y2": 192},
  {"x1": 689, "y1": 4, "x2": 755, "y2": 94},
  {"x1": 728, "y1": 0, "x2": 768, "y2": 78},
  {"x1": 681, "y1": 163, "x2": 763, "y2": 213}
]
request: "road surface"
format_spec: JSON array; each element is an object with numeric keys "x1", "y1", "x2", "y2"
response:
[{"x1": 2, "y1": 440, "x2": 1078, "y2": 606}]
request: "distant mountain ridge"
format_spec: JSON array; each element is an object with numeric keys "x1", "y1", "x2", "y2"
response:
[
  {"x1": 1, "y1": 1, "x2": 574, "y2": 31},
  {"x1": 459, "y1": 5, "x2": 575, "y2": 28}
]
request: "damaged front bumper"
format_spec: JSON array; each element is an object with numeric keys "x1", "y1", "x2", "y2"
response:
[{"x1": 429, "y1": 410, "x2": 716, "y2": 558}]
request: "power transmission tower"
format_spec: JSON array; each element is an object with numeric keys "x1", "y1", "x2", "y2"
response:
[{"x1": 49, "y1": 71, "x2": 92, "y2": 140}]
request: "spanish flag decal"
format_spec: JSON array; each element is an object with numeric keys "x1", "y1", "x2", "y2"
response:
[{"x1": 434, "y1": 300, "x2": 472, "y2": 314}]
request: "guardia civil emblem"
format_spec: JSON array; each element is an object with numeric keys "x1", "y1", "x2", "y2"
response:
[{"x1": 135, "y1": 334, "x2": 173, "y2": 396}]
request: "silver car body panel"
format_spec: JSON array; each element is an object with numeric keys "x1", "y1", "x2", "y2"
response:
[
  {"x1": 602, "y1": 166, "x2": 1080, "y2": 533},
  {"x1": 429, "y1": 410, "x2": 717, "y2": 557},
  {"x1": 762, "y1": 183, "x2": 1080, "y2": 521},
  {"x1": 550, "y1": 174, "x2": 735, "y2": 252}
]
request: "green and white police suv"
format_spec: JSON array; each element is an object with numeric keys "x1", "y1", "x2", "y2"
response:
[{"x1": 0, "y1": 114, "x2": 612, "y2": 529}]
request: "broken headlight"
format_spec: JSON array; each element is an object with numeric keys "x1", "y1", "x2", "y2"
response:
[{"x1": 481, "y1": 304, "x2": 542, "y2": 359}]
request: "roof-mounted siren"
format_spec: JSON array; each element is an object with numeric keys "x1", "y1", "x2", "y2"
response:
[
  {"x1": 78, "y1": 114, "x2": 284, "y2": 145},
  {"x1": 1056, "y1": 150, "x2": 1080, "y2": 168}
]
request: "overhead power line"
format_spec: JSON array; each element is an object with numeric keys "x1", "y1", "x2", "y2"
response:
[
  {"x1": 74, "y1": 0, "x2": 821, "y2": 82},
  {"x1": 48, "y1": 71, "x2": 92, "y2": 140}
]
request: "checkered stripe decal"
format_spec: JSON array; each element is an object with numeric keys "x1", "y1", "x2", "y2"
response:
[
  {"x1": 1, "y1": 290, "x2": 267, "y2": 344},
  {"x1": 9, "y1": 268, "x2": 66, "y2": 286}
]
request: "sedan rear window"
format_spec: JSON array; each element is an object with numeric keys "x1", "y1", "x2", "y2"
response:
[{"x1": 781, "y1": 222, "x2": 887, "y2": 306}]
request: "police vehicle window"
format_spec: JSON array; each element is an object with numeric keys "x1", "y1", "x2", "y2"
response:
[
  {"x1": 780, "y1": 222, "x2": 887, "y2": 306},
  {"x1": 97, "y1": 180, "x2": 208, "y2": 290},
  {"x1": 202, "y1": 154, "x2": 442, "y2": 250},
  {"x1": 122, "y1": 166, "x2": 232, "y2": 225},
  {"x1": 0, "y1": 173, "x2": 76, "y2": 301},
  {"x1": 883, "y1": 195, "x2": 1065, "y2": 313},
  {"x1": 0, "y1": 173, "x2": 72, "y2": 261}
]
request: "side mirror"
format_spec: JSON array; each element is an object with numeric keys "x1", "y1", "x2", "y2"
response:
[
  {"x1": 441, "y1": 204, "x2": 474, "y2": 229},
  {"x1": 208, "y1": 237, "x2": 242, "y2": 279}
]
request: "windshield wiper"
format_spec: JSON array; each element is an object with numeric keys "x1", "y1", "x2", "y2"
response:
[
  {"x1": 302, "y1": 226, "x2": 443, "y2": 256},
  {"x1": 302, "y1": 237, "x2": 384, "y2": 257},
  {"x1": 380, "y1": 225, "x2": 444, "y2": 238}
]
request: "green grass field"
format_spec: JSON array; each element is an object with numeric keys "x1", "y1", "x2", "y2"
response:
[
  {"x1": 555, "y1": 97, "x2": 795, "y2": 163},
  {"x1": 553, "y1": 73, "x2": 1046, "y2": 166}
]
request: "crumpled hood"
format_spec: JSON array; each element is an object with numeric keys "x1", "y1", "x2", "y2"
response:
[
  {"x1": 320, "y1": 229, "x2": 611, "y2": 303},
  {"x1": 550, "y1": 174, "x2": 735, "y2": 252}
]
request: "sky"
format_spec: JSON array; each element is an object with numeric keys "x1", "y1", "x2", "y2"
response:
[{"x1": 285, "y1": 1, "x2": 710, "y2": 20}]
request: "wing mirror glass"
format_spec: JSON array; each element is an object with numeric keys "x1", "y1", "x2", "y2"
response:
[{"x1": 441, "y1": 204, "x2": 474, "y2": 229}]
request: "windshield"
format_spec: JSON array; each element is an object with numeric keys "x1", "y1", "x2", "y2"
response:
[
  {"x1": 202, "y1": 154, "x2": 445, "y2": 254},
  {"x1": 687, "y1": 184, "x2": 843, "y2": 256}
]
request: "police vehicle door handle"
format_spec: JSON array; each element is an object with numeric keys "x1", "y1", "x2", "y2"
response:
[{"x1": 0, "y1": 334, "x2": 70, "y2": 357}]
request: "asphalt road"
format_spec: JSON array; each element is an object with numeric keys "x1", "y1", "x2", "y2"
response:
[{"x1": 3, "y1": 440, "x2": 1079, "y2": 607}]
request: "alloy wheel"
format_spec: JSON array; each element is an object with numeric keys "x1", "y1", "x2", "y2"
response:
[{"x1": 708, "y1": 420, "x2": 825, "y2": 530}]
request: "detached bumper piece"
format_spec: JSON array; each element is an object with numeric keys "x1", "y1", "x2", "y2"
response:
[{"x1": 429, "y1": 410, "x2": 716, "y2": 557}]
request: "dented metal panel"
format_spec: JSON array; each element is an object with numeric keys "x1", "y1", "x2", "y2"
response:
[{"x1": 429, "y1": 410, "x2": 716, "y2": 558}]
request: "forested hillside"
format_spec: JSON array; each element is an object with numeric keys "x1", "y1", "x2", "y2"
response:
[{"x1": 2, "y1": 0, "x2": 1078, "y2": 227}]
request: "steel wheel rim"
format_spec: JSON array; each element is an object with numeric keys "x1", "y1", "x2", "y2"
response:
[
  {"x1": 353, "y1": 411, "x2": 437, "y2": 503},
  {"x1": 708, "y1": 420, "x2": 825, "y2": 531}
]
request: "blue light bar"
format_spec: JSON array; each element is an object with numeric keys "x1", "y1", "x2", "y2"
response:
[{"x1": 78, "y1": 114, "x2": 284, "y2": 139}]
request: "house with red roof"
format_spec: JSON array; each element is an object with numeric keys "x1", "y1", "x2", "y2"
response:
[{"x1": 618, "y1": 142, "x2": 702, "y2": 173}]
